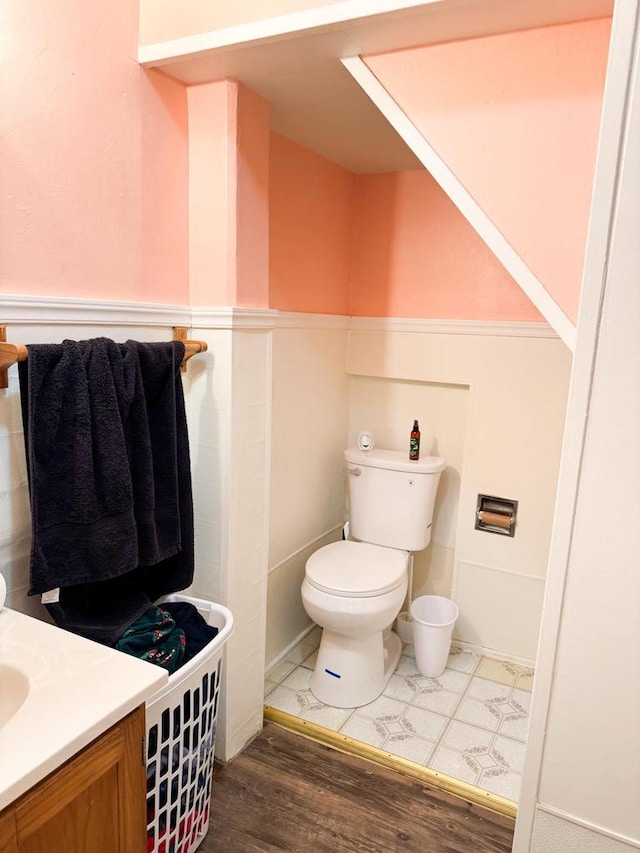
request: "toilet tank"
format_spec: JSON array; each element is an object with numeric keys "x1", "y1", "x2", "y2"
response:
[{"x1": 344, "y1": 447, "x2": 445, "y2": 551}]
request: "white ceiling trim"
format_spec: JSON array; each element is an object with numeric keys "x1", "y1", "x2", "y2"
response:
[
  {"x1": 138, "y1": 0, "x2": 439, "y2": 64},
  {"x1": 341, "y1": 55, "x2": 578, "y2": 352}
]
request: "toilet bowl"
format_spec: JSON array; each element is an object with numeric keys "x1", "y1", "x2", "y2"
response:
[
  {"x1": 301, "y1": 540, "x2": 408, "y2": 708},
  {"x1": 301, "y1": 446, "x2": 445, "y2": 709}
]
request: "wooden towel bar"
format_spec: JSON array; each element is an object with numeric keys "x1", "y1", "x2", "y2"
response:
[{"x1": 0, "y1": 326, "x2": 207, "y2": 390}]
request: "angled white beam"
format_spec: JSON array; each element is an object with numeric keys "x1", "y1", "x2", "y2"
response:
[{"x1": 342, "y1": 55, "x2": 577, "y2": 352}]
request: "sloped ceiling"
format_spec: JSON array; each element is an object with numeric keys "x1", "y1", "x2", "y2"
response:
[
  {"x1": 141, "y1": 3, "x2": 613, "y2": 343},
  {"x1": 362, "y1": 19, "x2": 611, "y2": 327},
  {"x1": 343, "y1": 18, "x2": 611, "y2": 346}
]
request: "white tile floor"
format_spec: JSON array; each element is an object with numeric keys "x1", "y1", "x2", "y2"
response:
[{"x1": 264, "y1": 626, "x2": 534, "y2": 803}]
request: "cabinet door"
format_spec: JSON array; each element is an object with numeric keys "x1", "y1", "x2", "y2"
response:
[
  {"x1": 0, "y1": 807, "x2": 19, "y2": 853},
  {"x1": 9, "y1": 706, "x2": 146, "y2": 853}
]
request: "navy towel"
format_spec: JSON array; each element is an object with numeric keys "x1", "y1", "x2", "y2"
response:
[
  {"x1": 124, "y1": 341, "x2": 194, "y2": 602},
  {"x1": 19, "y1": 338, "x2": 194, "y2": 644}
]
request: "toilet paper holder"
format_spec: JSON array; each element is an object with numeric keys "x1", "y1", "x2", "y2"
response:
[{"x1": 475, "y1": 494, "x2": 518, "y2": 537}]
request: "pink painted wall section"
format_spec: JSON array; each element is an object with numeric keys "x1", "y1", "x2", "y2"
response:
[
  {"x1": 270, "y1": 131, "x2": 539, "y2": 320},
  {"x1": 188, "y1": 80, "x2": 236, "y2": 307},
  {"x1": 351, "y1": 171, "x2": 543, "y2": 321},
  {"x1": 189, "y1": 80, "x2": 270, "y2": 308},
  {"x1": 364, "y1": 18, "x2": 611, "y2": 323},
  {"x1": 236, "y1": 85, "x2": 270, "y2": 308},
  {"x1": 0, "y1": 0, "x2": 188, "y2": 304},
  {"x1": 269, "y1": 133, "x2": 355, "y2": 314}
]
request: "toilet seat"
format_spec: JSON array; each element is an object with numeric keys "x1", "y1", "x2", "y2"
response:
[{"x1": 305, "y1": 540, "x2": 407, "y2": 598}]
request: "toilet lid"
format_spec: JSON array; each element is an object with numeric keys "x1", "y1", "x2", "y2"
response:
[{"x1": 305, "y1": 540, "x2": 407, "y2": 598}]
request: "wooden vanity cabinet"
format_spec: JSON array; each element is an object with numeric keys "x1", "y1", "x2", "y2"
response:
[{"x1": 0, "y1": 706, "x2": 147, "y2": 853}]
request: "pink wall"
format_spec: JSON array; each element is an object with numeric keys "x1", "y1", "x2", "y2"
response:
[
  {"x1": 0, "y1": 0, "x2": 189, "y2": 304},
  {"x1": 351, "y1": 170, "x2": 542, "y2": 321},
  {"x1": 189, "y1": 80, "x2": 270, "y2": 308},
  {"x1": 188, "y1": 81, "x2": 235, "y2": 307},
  {"x1": 269, "y1": 133, "x2": 355, "y2": 314},
  {"x1": 236, "y1": 85, "x2": 270, "y2": 308},
  {"x1": 1, "y1": 3, "x2": 605, "y2": 321},
  {"x1": 270, "y1": 133, "x2": 540, "y2": 321},
  {"x1": 365, "y1": 18, "x2": 611, "y2": 323}
]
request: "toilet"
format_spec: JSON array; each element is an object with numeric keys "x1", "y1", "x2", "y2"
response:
[{"x1": 301, "y1": 446, "x2": 445, "y2": 708}]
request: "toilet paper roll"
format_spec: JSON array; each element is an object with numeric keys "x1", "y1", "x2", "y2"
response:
[
  {"x1": 478, "y1": 510, "x2": 512, "y2": 529},
  {"x1": 0, "y1": 573, "x2": 6, "y2": 611}
]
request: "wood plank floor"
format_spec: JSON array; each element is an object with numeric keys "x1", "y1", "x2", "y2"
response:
[{"x1": 204, "y1": 723, "x2": 515, "y2": 853}]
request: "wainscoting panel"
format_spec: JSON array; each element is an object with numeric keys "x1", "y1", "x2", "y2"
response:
[{"x1": 454, "y1": 561, "x2": 546, "y2": 664}]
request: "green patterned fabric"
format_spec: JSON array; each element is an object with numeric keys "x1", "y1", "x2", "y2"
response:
[{"x1": 115, "y1": 605, "x2": 186, "y2": 673}]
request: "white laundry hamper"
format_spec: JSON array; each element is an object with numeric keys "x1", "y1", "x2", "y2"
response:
[{"x1": 144, "y1": 594, "x2": 234, "y2": 853}]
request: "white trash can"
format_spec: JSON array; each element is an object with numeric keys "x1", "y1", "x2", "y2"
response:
[{"x1": 410, "y1": 595, "x2": 459, "y2": 678}]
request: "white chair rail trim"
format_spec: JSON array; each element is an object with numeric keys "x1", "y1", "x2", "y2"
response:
[{"x1": 0, "y1": 295, "x2": 557, "y2": 337}]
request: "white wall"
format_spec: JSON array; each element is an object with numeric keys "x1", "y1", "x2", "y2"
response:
[
  {"x1": 187, "y1": 317, "x2": 273, "y2": 760},
  {"x1": 266, "y1": 315, "x2": 350, "y2": 666},
  {"x1": 347, "y1": 321, "x2": 572, "y2": 662},
  {"x1": 515, "y1": 5, "x2": 640, "y2": 846},
  {"x1": 0, "y1": 302, "x2": 273, "y2": 763},
  {"x1": 264, "y1": 315, "x2": 571, "y2": 669}
]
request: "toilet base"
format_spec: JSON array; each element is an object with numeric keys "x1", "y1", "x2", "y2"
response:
[{"x1": 309, "y1": 628, "x2": 402, "y2": 708}]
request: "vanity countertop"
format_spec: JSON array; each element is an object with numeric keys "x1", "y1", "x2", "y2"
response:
[{"x1": 0, "y1": 607, "x2": 167, "y2": 810}]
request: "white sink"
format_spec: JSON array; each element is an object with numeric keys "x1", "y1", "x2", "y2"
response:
[
  {"x1": 0, "y1": 664, "x2": 30, "y2": 729},
  {"x1": 0, "y1": 607, "x2": 166, "y2": 810}
]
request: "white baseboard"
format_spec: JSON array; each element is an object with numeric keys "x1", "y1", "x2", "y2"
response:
[
  {"x1": 533, "y1": 805, "x2": 640, "y2": 851},
  {"x1": 266, "y1": 626, "x2": 536, "y2": 676},
  {"x1": 453, "y1": 638, "x2": 535, "y2": 668}
]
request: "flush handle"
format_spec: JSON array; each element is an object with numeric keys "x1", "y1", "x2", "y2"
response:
[{"x1": 345, "y1": 467, "x2": 362, "y2": 477}]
